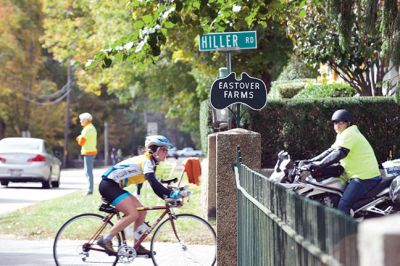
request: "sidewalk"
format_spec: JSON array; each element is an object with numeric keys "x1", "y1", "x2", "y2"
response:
[{"x1": 0, "y1": 236, "x2": 155, "y2": 266}]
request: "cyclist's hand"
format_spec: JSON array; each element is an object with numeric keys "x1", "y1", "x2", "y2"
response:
[{"x1": 305, "y1": 162, "x2": 322, "y2": 171}]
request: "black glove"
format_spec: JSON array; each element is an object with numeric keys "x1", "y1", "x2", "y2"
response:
[
  {"x1": 308, "y1": 161, "x2": 322, "y2": 171},
  {"x1": 298, "y1": 160, "x2": 310, "y2": 167}
]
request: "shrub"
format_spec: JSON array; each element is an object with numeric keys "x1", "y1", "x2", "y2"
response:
[
  {"x1": 294, "y1": 82, "x2": 357, "y2": 98},
  {"x1": 277, "y1": 56, "x2": 319, "y2": 81},
  {"x1": 269, "y1": 79, "x2": 315, "y2": 99}
]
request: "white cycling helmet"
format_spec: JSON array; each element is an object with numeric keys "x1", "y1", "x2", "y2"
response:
[
  {"x1": 145, "y1": 135, "x2": 173, "y2": 149},
  {"x1": 79, "y1": 112, "x2": 93, "y2": 122}
]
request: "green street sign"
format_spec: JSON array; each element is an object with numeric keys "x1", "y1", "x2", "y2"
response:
[{"x1": 199, "y1": 31, "x2": 257, "y2": 51}]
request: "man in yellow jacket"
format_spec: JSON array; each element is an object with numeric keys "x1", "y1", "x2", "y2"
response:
[{"x1": 76, "y1": 112, "x2": 97, "y2": 195}]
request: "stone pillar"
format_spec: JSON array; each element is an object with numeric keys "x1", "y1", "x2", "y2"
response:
[
  {"x1": 216, "y1": 128, "x2": 261, "y2": 266},
  {"x1": 202, "y1": 133, "x2": 217, "y2": 219},
  {"x1": 359, "y1": 214, "x2": 400, "y2": 266}
]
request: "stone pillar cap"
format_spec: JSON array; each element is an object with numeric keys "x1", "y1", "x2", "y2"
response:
[{"x1": 219, "y1": 128, "x2": 259, "y2": 135}]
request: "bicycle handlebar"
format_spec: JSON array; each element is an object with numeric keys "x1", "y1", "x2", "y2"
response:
[{"x1": 165, "y1": 185, "x2": 191, "y2": 206}]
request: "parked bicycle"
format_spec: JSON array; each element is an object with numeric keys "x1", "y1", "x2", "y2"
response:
[{"x1": 53, "y1": 184, "x2": 216, "y2": 265}]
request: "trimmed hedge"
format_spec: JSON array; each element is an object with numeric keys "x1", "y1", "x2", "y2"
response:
[{"x1": 248, "y1": 97, "x2": 400, "y2": 168}]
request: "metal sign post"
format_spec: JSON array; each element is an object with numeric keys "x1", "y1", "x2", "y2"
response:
[
  {"x1": 225, "y1": 50, "x2": 240, "y2": 128},
  {"x1": 199, "y1": 31, "x2": 259, "y2": 128}
]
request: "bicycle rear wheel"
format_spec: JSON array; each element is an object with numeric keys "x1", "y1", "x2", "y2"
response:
[
  {"x1": 150, "y1": 214, "x2": 216, "y2": 266},
  {"x1": 53, "y1": 213, "x2": 120, "y2": 266}
]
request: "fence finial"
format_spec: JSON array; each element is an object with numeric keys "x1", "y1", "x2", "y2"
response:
[{"x1": 236, "y1": 145, "x2": 242, "y2": 164}]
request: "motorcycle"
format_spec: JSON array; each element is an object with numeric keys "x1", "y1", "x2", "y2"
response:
[{"x1": 270, "y1": 150, "x2": 400, "y2": 219}]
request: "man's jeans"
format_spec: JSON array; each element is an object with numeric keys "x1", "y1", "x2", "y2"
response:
[
  {"x1": 338, "y1": 176, "x2": 381, "y2": 215},
  {"x1": 83, "y1": 155, "x2": 95, "y2": 193}
]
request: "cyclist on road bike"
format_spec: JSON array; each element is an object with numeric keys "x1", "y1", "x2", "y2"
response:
[{"x1": 97, "y1": 135, "x2": 182, "y2": 256}]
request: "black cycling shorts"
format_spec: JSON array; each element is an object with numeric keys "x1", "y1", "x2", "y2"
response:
[{"x1": 99, "y1": 179, "x2": 131, "y2": 206}]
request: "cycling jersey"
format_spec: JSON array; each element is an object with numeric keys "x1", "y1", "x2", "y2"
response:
[
  {"x1": 101, "y1": 152, "x2": 171, "y2": 201},
  {"x1": 331, "y1": 125, "x2": 380, "y2": 180},
  {"x1": 102, "y1": 152, "x2": 154, "y2": 187}
]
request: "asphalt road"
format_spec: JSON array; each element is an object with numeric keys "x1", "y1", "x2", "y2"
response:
[
  {"x1": 0, "y1": 167, "x2": 111, "y2": 266},
  {"x1": 0, "y1": 167, "x2": 107, "y2": 215}
]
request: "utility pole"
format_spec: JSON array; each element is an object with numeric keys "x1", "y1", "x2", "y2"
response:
[
  {"x1": 63, "y1": 60, "x2": 72, "y2": 168},
  {"x1": 104, "y1": 122, "x2": 109, "y2": 166}
]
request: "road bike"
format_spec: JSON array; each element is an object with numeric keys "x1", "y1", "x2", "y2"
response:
[{"x1": 53, "y1": 183, "x2": 216, "y2": 265}]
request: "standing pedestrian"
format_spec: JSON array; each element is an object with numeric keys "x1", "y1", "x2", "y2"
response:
[
  {"x1": 110, "y1": 147, "x2": 117, "y2": 165},
  {"x1": 76, "y1": 112, "x2": 97, "y2": 195},
  {"x1": 116, "y1": 148, "x2": 123, "y2": 163}
]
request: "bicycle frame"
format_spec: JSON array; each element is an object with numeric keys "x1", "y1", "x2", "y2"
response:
[
  {"x1": 133, "y1": 202, "x2": 183, "y2": 249},
  {"x1": 83, "y1": 201, "x2": 184, "y2": 255},
  {"x1": 82, "y1": 211, "x2": 122, "y2": 254}
]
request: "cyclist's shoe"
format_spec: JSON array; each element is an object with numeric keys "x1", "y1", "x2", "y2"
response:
[
  {"x1": 97, "y1": 236, "x2": 117, "y2": 255},
  {"x1": 136, "y1": 244, "x2": 154, "y2": 257}
]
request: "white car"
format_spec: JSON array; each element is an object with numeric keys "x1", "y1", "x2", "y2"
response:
[
  {"x1": 167, "y1": 147, "x2": 178, "y2": 158},
  {"x1": 0, "y1": 137, "x2": 62, "y2": 189},
  {"x1": 176, "y1": 147, "x2": 203, "y2": 157}
]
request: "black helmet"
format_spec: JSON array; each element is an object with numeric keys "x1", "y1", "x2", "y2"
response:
[{"x1": 331, "y1": 109, "x2": 352, "y2": 122}]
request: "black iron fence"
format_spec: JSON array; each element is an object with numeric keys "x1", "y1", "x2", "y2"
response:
[{"x1": 234, "y1": 151, "x2": 359, "y2": 266}]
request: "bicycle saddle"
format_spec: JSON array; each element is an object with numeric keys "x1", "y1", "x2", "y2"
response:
[{"x1": 99, "y1": 198, "x2": 117, "y2": 213}]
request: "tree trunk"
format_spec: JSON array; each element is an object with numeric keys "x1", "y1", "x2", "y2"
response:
[{"x1": 0, "y1": 120, "x2": 5, "y2": 139}]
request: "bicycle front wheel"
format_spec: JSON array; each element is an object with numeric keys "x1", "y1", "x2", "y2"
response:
[
  {"x1": 53, "y1": 213, "x2": 120, "y2": 266},
  {"x1": 151, "y1": 214, "x2": 216, "y2": 266}
]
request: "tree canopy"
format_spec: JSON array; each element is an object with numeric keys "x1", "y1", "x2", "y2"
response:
[
  {"x1": 41, "y1": 0, "x2": 294, "y2": 145},
  {"x1": 288, "y1": 0, "x2": 400, "y2": 96},
  {"x1": 0, "y1": 0, "x2": 68, "y2": 147}
]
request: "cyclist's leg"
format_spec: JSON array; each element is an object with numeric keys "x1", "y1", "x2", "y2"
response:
[
  {"x1": 109, "y1": 196, "x2": 140, "y2": 237},
  {"x1": 133, "y1": 202, "x2": 146, "y2": 233},
  {"x1": 99, "y1": 179, "x2": 139, "y2": 236}
]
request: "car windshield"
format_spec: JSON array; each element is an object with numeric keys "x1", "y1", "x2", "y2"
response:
[{"x1": 0, "y1": 138, "x2": 41, "y2": 151}]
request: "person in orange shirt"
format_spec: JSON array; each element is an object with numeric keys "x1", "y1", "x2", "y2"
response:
[{"x1": 76, "y1": 112, "x2": 97, "y2": 195}]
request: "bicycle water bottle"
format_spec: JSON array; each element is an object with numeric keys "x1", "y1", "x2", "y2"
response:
[{"x1": 134, "y1": 222, "x2": 150, "y2": 240}]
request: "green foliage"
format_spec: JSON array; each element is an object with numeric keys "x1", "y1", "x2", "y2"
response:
[
  {"x1": 0, "y1": 0, "x2": 68, "y2": 149},
  {"x1": 85, "y1": 1, "x2": 294, "y2": 90},
  {"x1": 269, "y1": 79, "x2": 315, "y2": 99},
  {"x1": 294, "y1": 83, "x2": 357, "y2": 99},
  {"x1": 41, "y1": 0, "x2": 296, "y2": 148},
  {"x1": 288, "y1": 2, "x2": 400, "y2": 96},
  {"x1": 248, "y1": 97, "x2": 400, "y2": 168},
  {"x1": 277, "y1": 56, "x2": 319, "y2": 81}
]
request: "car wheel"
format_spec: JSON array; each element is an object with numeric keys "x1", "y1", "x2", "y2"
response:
[
  {"x1": 1, "y1": 180, "x2": 9, "y2": 187},
  {"x1": 42, "y1": 178, "x2": 51, "y2": 189},
  {"x1": 51, "y1": 173, "x2": 60, "y2": 188}
]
